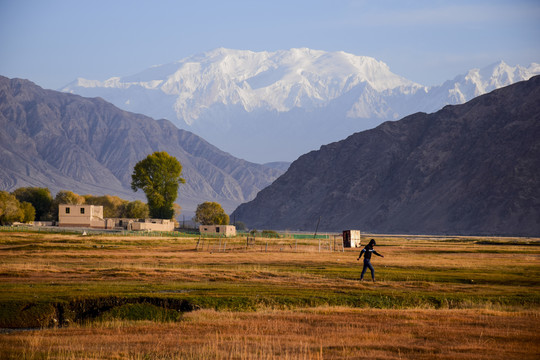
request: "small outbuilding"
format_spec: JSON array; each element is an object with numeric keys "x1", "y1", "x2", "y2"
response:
[
  {"x1": 342, "y1": 230, "x2": 361, "y2": 248},
  {"x1": 130, "y1": 219, "x2": 174, "y2": 232},
  {"x1": 199, "y1": 225, "x2": 237, "y2": 237}
]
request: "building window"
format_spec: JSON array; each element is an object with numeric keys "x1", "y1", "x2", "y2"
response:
[
  {"x1": 216, "y1": 227, "x2": 220, "y2": 233},
  {"x1": 80, "y1": 208, "x2": 85, "y2": 214},
  {"x1": 65, "y1": 207, "x2": 70, "y2": 214}
]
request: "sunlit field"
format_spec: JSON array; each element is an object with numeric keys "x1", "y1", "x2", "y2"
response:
[{"x1": 0, "y1": 230, "x2": 538, "y2": 359}]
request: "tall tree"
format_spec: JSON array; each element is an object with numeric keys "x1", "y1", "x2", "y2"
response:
[
  {"x1": 131, "y1": 151, "x2": 185, "y2": 219},
  {"x1": 12, "y1": 187, "x2": 53, "y2": 221},
  {"x1": 194, "y1": 202, "x2": 229, "y2": 225}
]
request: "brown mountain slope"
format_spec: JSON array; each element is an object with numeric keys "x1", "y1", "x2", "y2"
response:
[
  {"x1": 232, "y1": 76, "x2": 540, "y2": 236},
  {"x1": 0, "y1": 76, "x2": 283, "y2": 215}
]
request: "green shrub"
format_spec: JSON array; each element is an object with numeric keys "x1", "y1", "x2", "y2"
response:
[
  {"x1": 98, "y1": 303, "x2": 181, "y2": 322},
  {"x1": 261, "y1": 230, "x2": 280, "y2": 238},
  {"x1": 0, "y1": 301, "x2": 58, "y2": 328}
]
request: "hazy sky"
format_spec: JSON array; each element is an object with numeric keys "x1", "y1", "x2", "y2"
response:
[{"x1": 1, "y1": 0, "x2": 539, "y2": 90}]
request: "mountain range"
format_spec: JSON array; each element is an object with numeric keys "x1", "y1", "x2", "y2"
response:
[
  {"x1": 61, "y1": 48, "x2": 540, "y2": 163},
  {"x1": 231, "y1": 76, "x2": 540, "y2": 236},
  {"x1": 0, "y1": 76, "x2": 283, "y2": 216}
]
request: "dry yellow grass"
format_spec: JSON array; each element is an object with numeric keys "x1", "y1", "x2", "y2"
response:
[{"x1": 1, "y1": 308, "x2": 539, "y2": 359}]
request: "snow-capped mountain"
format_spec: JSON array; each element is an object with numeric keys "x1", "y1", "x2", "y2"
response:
[
  {"x1": 62, "y1": 48, "x2": 420, "y2": 122},
  {"x1": 432, "y1": 61, "x2": 540, "y2": 104},
  {"x1": 61, "y1": 49, "x2": 539, "y2": 163}
]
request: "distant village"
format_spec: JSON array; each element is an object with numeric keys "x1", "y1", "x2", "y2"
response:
[
  {"x1": 0, "y1": 187, "x2": 366, "y2": 247},
  {"x1": 56, "y1": 203, "x2": 237, "y2": 236},
  {"x1": 0, "y1": 187, "x2": 237, "y2": 237}
]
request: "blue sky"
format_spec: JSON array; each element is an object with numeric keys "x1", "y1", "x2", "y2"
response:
[{"x1": 1, "y1": 0, "x2": 539, "y2": 90}]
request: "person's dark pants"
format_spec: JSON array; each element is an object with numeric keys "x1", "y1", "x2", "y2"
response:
[{"x1": 361, "y1": 259, "x2": 375, "y2": 280}]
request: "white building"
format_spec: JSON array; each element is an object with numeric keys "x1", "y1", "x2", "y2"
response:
[
  {"x1": 199, "y1": 225, "x2": 237, "y2": 237},
  {"x1": 58, "y1": 204, "x2": 105, "y2": 228},
  {"x1": 58, "y1": 204, "x2": 174, "y2": 231}
]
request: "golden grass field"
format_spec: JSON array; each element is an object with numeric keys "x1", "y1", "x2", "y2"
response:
[{"x1": 0, "y1": 230, "x2": 538, "y2": 359}]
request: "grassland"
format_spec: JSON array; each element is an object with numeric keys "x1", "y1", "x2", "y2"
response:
[{"x1": 0, "y1": 230, "x2": 538, "y2": 359}]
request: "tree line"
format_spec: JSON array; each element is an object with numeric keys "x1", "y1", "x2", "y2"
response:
[
  {"x1": 0, "y1": 188, "x2": 150, "y2": 225},
  {"x1": 1, "y1": 151, "x2": 231, "y2": 227}
]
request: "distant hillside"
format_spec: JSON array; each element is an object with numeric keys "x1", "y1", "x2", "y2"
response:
[
  {"x1": 0, "y1": 76, "x2": 283, "y2": 216},
  {"x1": 232, "y1": 76, "x2": 540, "y2": 236}
]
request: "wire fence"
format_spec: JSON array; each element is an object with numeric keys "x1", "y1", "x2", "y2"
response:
[
  {"x1": 195, "y1": 235, "x2": 346, "y2": 253},
  {"x1": 0, "y1": 225, "x2": 349, "y2": 252}
]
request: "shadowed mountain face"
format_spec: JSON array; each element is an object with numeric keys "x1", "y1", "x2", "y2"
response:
[
  {"x1": 0, "y1": 76, "x2": 283, "y2": 216},
  {"x1": 232, "y1": 76, "x2": 540, "y2": 236}
]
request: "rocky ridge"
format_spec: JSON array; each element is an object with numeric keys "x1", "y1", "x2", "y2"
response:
[
  {"x1": 232, "y1": 76, "x2": 540, "y2": 236},
  {"x1": 0, "y1": 76, "x2": 283, "y2": 215}
]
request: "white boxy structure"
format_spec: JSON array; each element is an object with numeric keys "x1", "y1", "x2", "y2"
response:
[
  {"x1": 129, "y1": 219, "x2": 174, "y2": 232},
  {"x1": 342, "y1": 230, "x2": 361, "y2": 248},
  {"x1": 58, "y1": 204, "x2": 105, "y2": 228},
  {"x1": 199, "y1": 225, "x2": 237, "y2": 237},
  {"x1": 58, "y1": 204, "x2": 174, "y2": 232}
]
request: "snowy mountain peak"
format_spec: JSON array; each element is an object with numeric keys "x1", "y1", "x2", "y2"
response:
[
  {"x1": 60, "y1": 49, "x2": 539, "y2": 163},
  {"x1": 445, "y1": 61, "x2": 540, "y2": 101},
  {"x1": 61, "y1": 48, "x2": 419, "y2": 124}
]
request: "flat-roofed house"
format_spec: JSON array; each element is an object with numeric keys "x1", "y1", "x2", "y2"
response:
[
  {"x1": 58, "y1": 204, "x2": 105, "y2": 228},
  {"x1": 130, "y1": 219, "x2": 174, "y2": 232},
  {"x1": 199, "y1": 225, "x2": 236, "y2": 237},
  {"x1": 58, "y1": 205, "x2": 176, "y2": 231}
]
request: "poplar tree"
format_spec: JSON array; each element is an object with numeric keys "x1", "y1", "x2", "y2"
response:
[{"x1": 131, "y1": 152, "x2": 185, "y2": 219}]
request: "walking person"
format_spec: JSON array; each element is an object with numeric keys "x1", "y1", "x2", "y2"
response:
[{"x1": 357, "y1": 239, "x2": 384, "y2": 281}]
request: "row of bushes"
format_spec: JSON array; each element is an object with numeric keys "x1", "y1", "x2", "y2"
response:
[
  {"x1": 0, "y1": 187, "x2": 150, "y2": 225},
  {"x1": 0, "y1": 191, "x2": 35, "y2": 225}
]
